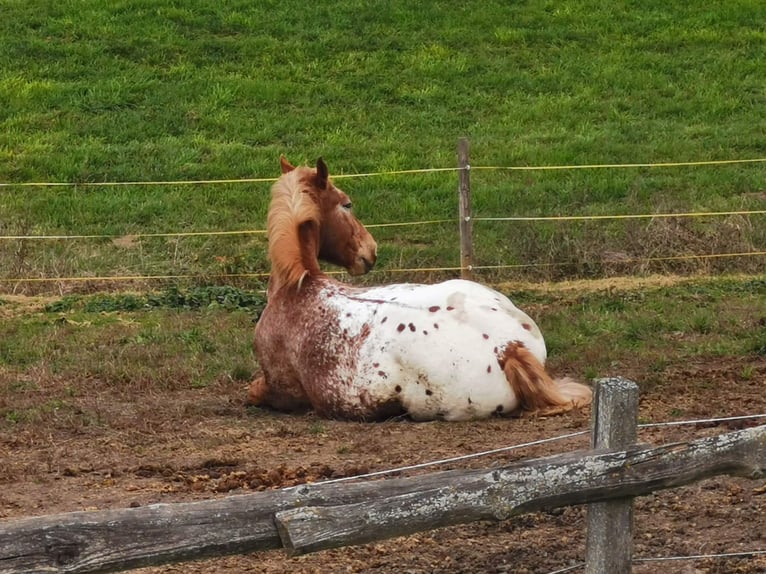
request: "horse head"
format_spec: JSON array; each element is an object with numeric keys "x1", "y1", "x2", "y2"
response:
[{"x1": 268, "y1": 157, "x2": 377, "y2": 289}]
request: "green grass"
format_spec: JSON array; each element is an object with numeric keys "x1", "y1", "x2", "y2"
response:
[
  {"x1": 1, "y1": 1, "x2": 766, "y2": 291},
  {"x1": 1, "y1": 277, "x2": 764, "y2": 431},
  {"x1": 44, "y1": 285, "x2": 265, "y2": 313},
  {"x1": 526, "y1": 276, "x2": 766, "y2": 374},
  {"x1": 0, "y1": 300, "x2": 257, "y2": 396}
]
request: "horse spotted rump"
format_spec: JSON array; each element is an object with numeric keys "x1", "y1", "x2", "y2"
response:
[{"x1": 248, "y1": 157, "x2": 591, "y2": 421}]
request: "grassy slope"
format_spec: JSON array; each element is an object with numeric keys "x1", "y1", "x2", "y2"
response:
[{"x1": 1, "y1": 1, "x2": 765, "y2": 289}]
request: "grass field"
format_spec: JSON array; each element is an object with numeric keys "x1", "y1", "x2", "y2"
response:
[
  {"x1": 2, "y1": 275, "x2": 764, "y2": 423},
  {"x1": 1, "y1": 1, "x2": 765, "y2": 291},
  {"x1": 2, "y1": 6, "x2": 766, "y2": 568}
]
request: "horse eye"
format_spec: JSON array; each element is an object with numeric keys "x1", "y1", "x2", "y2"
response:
[{"x1": 342, "y1": 202, "x2": 353, "y2": 210}]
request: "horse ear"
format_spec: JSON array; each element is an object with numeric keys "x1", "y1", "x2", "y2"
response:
[
  {"x1": 316, "y1": 157, "x2": 329, "y2": 188},
  {"x1": 280, "y1": 155, "x2": 295, "y2": 174}
]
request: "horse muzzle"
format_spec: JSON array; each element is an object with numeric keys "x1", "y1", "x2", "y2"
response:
[
  {"x1": 348, "y1": 253, "x2": 376, "y2": 276},
  {"x1": 348, "y1": 236, "x2": 377, "y2": 276}
]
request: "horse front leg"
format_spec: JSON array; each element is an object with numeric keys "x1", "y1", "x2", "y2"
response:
[
  {"x1": 245, "y1": 371, "x2": 313, "y2": 413},
  {"x1": 246, "y1": 374, "x2": 269, "y2": 406}
]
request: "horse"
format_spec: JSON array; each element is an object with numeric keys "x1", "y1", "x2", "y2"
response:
[{"x1": 248, "y1": 157, "x2": 592, "y2": 421}]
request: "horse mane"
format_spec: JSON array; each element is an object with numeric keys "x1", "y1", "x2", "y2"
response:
[{"x1": 267, "y1": 167, "x2": 322, "y2": 290}]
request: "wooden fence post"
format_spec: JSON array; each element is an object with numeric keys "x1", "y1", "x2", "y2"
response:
[
  {"x1": 457, "y1": 137, "x2": 473, "y2": 280},
  {"x1": 585, "y1": 377, "x2": 639, "y2": 573}
]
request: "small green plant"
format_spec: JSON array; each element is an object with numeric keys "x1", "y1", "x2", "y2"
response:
[
  {"x1": 648, "y1": 357, "x2": 669, "y2": 373},
  {"x1": 750, "y1": 323, "x2": 766, "y2": 356},
  {"x1": 583, "y1": 366, "x2": 599, "y2": 381},
  {"x1": 8, "y1": 380, "x2": 38, "y2": 392},
  {"x1": 689, "y1": 312, "x2": 714, "y2": 335},
  {"x1": 229, "y1": 365, "x2": 253, "y2": 383},
  {"x1": 41, "y1": 399, "x2": 66, "y2": 413},
  {"x1": 44, "y1": 296, "x2": 83, "y2": 313},
  {"x1": 131, "y1": 327, "x2": 166, "y2": 346},
  {"x1": 4, "y1": 410, "x2": 22, "y2": 423},
  {"x1": 179, "y1": 328, "x2": 217, "y2": 354}
]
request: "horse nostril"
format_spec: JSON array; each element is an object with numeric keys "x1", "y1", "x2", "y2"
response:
[{"x1": 362, "y1": 257, "x2": 375, "y2": 273}]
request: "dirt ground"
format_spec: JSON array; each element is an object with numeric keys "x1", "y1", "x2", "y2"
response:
[{"x1": 1, "y1": 348, "x2": 765, "y2": 574}]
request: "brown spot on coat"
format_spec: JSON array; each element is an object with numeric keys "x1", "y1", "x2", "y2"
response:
[
  {"x1": 378, "y1": 371, "x2": 387, "y2": 378},
  {"x1": 522, "y1": 323, "x2": 532, "y2": 331},
  {"x1": 408, "y1": 323, "x2": 416, "y2": 332},
  {"x1": 425, "y1": 389, "x2": 433, "y2": 396},
  {"x1": 446, "y1": 306, "x2": 455, "y2": 311},
  {"x1": 395, "y1": 385, "x2": 402, "y2": 393},
  {"x1": 482, "y1": 333, "x2": 489, "y2": 339},
  {"x1": 487, "y1": 365, "x2": 492, "y2": 373},
  {"x1": 397, "y1": 323, "x2": 405, "y2": 332},
  {"x1": 381, "y1": 316, "x2": 388, "y2": 324},
  {"x1": 428, "y1": 305, "x2": 440, "y2": 312}
]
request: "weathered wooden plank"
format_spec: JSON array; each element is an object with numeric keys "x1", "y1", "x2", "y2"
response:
[
  {"x1": 0, "y1": 492, "x2": 283, "y2": 574},
  {"x1": 585, "y1": 377, "x2": 639, "y2": 574},
  {"x1": 0, "y1": 479, "x2": 441, "y2": 574},
  {"x1": 275, "y1": 424, "x2": 765, "y2": 556},
  {"x1": 2, "y1": 424, "x2": 764, "y2": 572}
]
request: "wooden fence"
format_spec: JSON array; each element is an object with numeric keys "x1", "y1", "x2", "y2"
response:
[{"x1": 1, "y1": 378, "x2": 764, "y2": 574}]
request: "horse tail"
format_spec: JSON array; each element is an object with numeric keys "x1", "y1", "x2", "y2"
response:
[{"x1": 500, "y1": 342, "x2": 592, "y2": 415}]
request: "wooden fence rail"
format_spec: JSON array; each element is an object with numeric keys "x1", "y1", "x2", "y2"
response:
[{"x1": 1, "y1": 379, "x2": 764, "y2": 574}]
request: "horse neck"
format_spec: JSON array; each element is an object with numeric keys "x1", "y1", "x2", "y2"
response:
[{"x1": 268, "y1": 219, "x2": 323, "y2": 293}]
